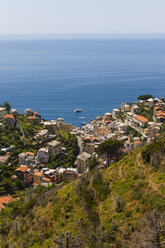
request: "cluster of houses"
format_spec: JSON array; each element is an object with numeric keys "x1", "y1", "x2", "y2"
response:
[
  {"x1": 11, "y1": 138, "x2": 81, "y2": 186},
  {"x1": 72, "y1": 97, "x2": 165, "y2": 156},
  {"x1": 1, "y1": 97, "x2": 165, "y2": 192},
  {"x1": 0, "y1": 107, "x2": 93, "y2": 190},
  {"x1": 12, "y1": 129, "x2": 93, "y2": 185},
  {"x1": 0, "y1": 107, "x2": 16, "y2": 127}
]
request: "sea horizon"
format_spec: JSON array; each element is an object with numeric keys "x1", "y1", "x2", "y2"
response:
[
  {"x1": 0, "y1": 33, "x2": 165, "y2": 40},
  {"x1": 0, "y1": 35, "x2": 165, "y2": 126}
]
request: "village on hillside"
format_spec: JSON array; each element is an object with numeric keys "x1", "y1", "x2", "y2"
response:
[{"x1": 0, "y1": 95, "x2": 165, "y2": 209}]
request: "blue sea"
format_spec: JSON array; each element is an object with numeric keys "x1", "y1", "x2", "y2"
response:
[{"x1": 0, "y1": 34, "x2": 165, "y2": 126}]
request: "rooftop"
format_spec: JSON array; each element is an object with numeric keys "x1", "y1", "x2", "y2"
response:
[
  {"x1": 48, "y1": 140, "x2": 61, "y2": 146},
  {"x1": 34, "y1": 171, "x2": 43, "y2": 177},
  {"x1": 39, "y1": 147, "x2": 49, "y2": 153},
  {"x1": 27, "y1": 116, "x2": 38, "y2": 120},
  {"x1": 77, "y1": 152, "x2": 91, "y2": 161},
  {"x1": 0, "y1": 107, "x2": 6, "y2": 111},
  {"x1": 0, "y1": 196, "x2": 14, "y2": 210},
  {"x1": 134, "y1": 115, "x2": 149, "y2": 123},
  {"x1": 4, "y1": 114, "x2": 14, "y2": 119},
  {"x1": 15, "y1": 166, "x2": 29, "y2": 173}
]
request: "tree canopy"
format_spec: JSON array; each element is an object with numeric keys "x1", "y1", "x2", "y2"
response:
[
  {"x1": 97, "y1": 139, "x2": 124, "y2": 166},
  {"x1": 3, "y1": 101, "x2": 11, "y2": 112},
  {"x1": 88, "y1": 157, "x2": 100, "y2": 171},
  {"x1": 137, "y1": 95, "x2": 153, "y2": 101}
]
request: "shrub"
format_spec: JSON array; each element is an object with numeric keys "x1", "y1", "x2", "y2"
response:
[
  {"x1": 142, "y1": 149, "x2": 151, "y2": 163},
  {"x1": 115, "y1": 196, "x2": 125, "y2": 213}
]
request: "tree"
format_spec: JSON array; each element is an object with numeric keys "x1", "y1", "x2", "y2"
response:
[
  {"x1": 53, "y1": 232, "x2": 83, "y2": 248},
  {"x1": 3, "y1": 101, "x2": 11, "y2": 112},
  {"x1": 129, "y1": 211, "x2": 165, "y2": 248},
  {"x1": 88, "y1": 157, "x2": 100, "y2": 171},
  {"x1": 97, "y1": 140, "x2": 123, "y2": 166},
  {"x1": 138, "y1": 95, "x2": 153, "y2": 101}
]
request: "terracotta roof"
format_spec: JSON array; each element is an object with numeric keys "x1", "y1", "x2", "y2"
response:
[
  {"x1": 64, "y1": 171, "x2": 74, "y2": 174},
  {"x1": 83, "y1": 137, "x2": 91, "y2": 141},
  {"x1": 98, "y1": 129, "x2": 105, "y2": 134},
  {"x1": 15, "y1": 166, "x2": 29, "y2": 173},
  {"x1": 0, "y1": 196, "x2": 14, "y2": 210},
  {"x1": 26, "y1": 152, "x2": 34, "y2": 156},
  {"x1": 134, "y1": 140, "x2": 142, "y2": 144},
  {"x1": 154, "y1": 106, "x2": 162, "y2": 110},
  {"x1": 4, "y1": 114, "x2": 14, "y2": 119},
  {"x1": 158, "y1": 115, "x2": 165, "y2": 119},
  {"x1": 121, "y1": 148, "x2": 126, "y2": 153},
  {"x1": 33, "y1": 111, "x2": 38, "y2": 115},
  {"x1": 134, "y1": 115, "x2": 148, "y2": 123},
  {"x1": 91, "y1": 137, "x2": 99, "y2": 141},
  {"x1": 34, "y1": 171, "x2": 43, "y2": 177},
  {"x1": 156, "y1": 111, "x2": 165, "y2": 117},
  {"x1": 33, "y1": 183, "x2": 39, "y2": 186},
  {"x1": 27, "y1": 116, "x2": 37, "y2": 120},
  {"x1": 43, "y1": 177, "x2": 51, "y2": 182},
  {"x1": 11, "y1": 175, "x2": 18, "y2": 179}
]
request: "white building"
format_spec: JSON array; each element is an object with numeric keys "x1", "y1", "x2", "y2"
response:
[
  {"x1": 0, "y1": 107, "x2": 7, "y2": 119},
  {"x1": 112, "y1": 109, "x2": 121, "y2": 118}
]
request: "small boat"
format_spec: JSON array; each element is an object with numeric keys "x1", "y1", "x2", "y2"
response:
[
  {"x1": 81, "y1": 122, "x2": 86, "y2": 126},
  {"x1": 79, "y1": 116, "x2": 85, "y2": 119},
  {"x1": 74, "y1": 109, "x2": 82, "y2": 113}
]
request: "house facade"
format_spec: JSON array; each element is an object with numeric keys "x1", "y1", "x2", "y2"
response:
[
  {"x1": 48, "y1": 140, "x2": 62, "y2": 156},
  {"x1": 33, "y1": 171, "x2": 43, "y2": 184},
  {"x1": 63, "y1": 168, "x2": 78, "y2": 181},
  {"x1": 132, "y1": 115, "x2": 149, "y2": 128},
  {"x1": 38, "y1": 148, "x2": 49, "y2": 163},
  {"x1": 15, "y1": 166, "x2": 33, "y2": 185},
  {"x1": 84, "y1": 143, "x2": 95, "y2": 154},
  {"x1": 77, "y1": 152, "x2": 91, "y2": 174},
  {"x1": 18, "y1": 152, "x2": 36, "y2": 166},
  {"x1": 4, "y1": 114, "x2": 15, "y2": 126},
  {"x1": 0, "y1": 107, "x2": 7, "y2": 119},
  {"x1": 27, "y1": 116, "x2": 40, "y2": 125}
]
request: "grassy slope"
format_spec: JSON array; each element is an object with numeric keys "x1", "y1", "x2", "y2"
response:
[{"x1": 1, "y1": 141, "x2": 165, "y2": 247}]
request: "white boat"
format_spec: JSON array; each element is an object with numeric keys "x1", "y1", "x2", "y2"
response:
[
  {"x1": 74, "y1": 109, "x2": 82, "y2": 113},
  {"x1": 81, "y1": 122, "x2": 86, "y2": 126}
]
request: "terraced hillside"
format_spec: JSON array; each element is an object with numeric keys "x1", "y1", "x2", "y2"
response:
[{"x1": 0, "y1": 137, "x2": 165, "y2": 247}]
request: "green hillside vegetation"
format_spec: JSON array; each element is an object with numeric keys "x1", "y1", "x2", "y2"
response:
[
  {"x1": 136, "y1": 104, "x2": 154, "y2": 121},
  {"x1": 0, "y1": 137, "x2": 165, "y2": 247}
]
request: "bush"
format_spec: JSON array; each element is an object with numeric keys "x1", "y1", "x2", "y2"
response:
[
  {"x1": 138, "y1": 95, "x2": 153, "y2": 100},
  {"x1": 115, "y1": 196, "x2": 125, "y2": 213},
  {"x1": 142, "y1": 149, "x2": 151, "y2": 163}
]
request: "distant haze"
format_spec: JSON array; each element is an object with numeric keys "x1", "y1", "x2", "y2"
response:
[{"x1": 0, "y1": 0, "x2": 165, "y2": 34}]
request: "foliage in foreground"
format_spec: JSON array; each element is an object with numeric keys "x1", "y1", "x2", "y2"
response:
[{"x1": 0, "y1": 138, "x2": 165, "y2": 247}]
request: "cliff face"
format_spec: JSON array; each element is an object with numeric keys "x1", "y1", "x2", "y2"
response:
[{"x1": 1, "y1": 138, "x2": 165, "y2": 248}]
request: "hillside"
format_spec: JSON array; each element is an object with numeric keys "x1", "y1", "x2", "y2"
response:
[{"x1": 0, "y1": 137, "x2": 165, "y2": 247}]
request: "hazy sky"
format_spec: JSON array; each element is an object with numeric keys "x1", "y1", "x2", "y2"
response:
[{"x1": 0, "y1": 0, "x2": 165, "y2": 34}]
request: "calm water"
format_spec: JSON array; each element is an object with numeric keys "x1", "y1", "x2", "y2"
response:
[{"x1": 0, "y1": 37, "x2": 165, "y2": 126}]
